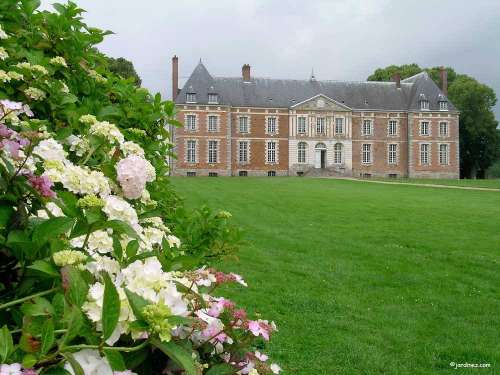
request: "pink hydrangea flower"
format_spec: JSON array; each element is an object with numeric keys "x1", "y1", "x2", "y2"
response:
[
  {"x1": 0, "y1": 139, "x2": 22, "y2": 159},
  {"x1": 0, "y1": 363, "x2": 22, "y2": 375},
  {"x1": 247, "y1": 320, "x2": 275, "y2": 341},
  {"x1": 116, "y1": 155, "x2": 150, "y2": 199},
  {"x1": 26, "y1": 173, "x2": 56, "y2": 198},
  {"x1": 0, "y1": 124, "x2": 14, "y2": 138}
]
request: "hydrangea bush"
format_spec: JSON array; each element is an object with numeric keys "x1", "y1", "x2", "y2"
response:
[{"x1": 0, "y1": 1, "x2": 279, "y2": 374}]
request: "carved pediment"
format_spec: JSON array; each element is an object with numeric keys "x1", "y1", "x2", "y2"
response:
[{"x1": 292, "y1": 94, "x2": 351, "y2": 112}]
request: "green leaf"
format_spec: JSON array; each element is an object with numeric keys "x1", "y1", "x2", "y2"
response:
[
  {"x1": 61, "y1": 306, "x2": 83, "y2": 345},
  {"x1": 32, "y1": 217, "x2": 75, "y2": 247},
  {"x1": 27, "y1": 260, "x2": 59, "y2": 277},
  {"x1": 61, "y1": 266, "x2": 89, "y2": 307},
  {"x1": 22, "y1": 353, "x2": 38, "y2": 368},
  {"x1": 40, "y1": 319, "x2": 55, "y2": 355},
  {"x1": 21, "y1": 297, "x2": 55, "y2": 317},
  {"x1": 126, "y1": 239, "x2": 139, "y2": 258},
  {"x1": 151, "y1": 339, "x2": 197, "y2": 375},
  {"x1": 104, "y1": 349, "x2": 126, "y2": 371},
  {"x1": 0, "y1": 325, "x2": 14, "y2": 362},
  {"x1": 98, "y1": 105, "x2": 122, "y2": 119},
  {"x1": 124, "y1": 289, "x2": 150, "y2": 321},
  {"x1": 97, "y1": 220, "x2": 140, "y2": 239},
  {"x1": 102, "y1": 272, "x2": 120, "y2": 341},
  {"x1": 0, "y1": 205, "x2": 14, "y2": 229},
  {"x1": 63, "y1": 352, "x2": 85, "y2": 375},
  {"x1": 205, "y1": 363, "x2": 236, "y2": 375}
]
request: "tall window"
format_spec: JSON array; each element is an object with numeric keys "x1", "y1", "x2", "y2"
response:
[
  {"x1": 421, "y1": 100, "x2": 429, "y2": 110},
  {"x1": 439, "y1": 101, "x2": 448, "y2": 111},
  {"x1": 239, "y1": 116, "x2": 249, "y2": 133},
  {"x1": 439, "y1": 122, "x2": 448, "y2": 137},
  {"x1": 420, "y1": 143, "x2": 430, "y2": 165},
  {"x1": 334, "y1": 143, "x2": 343, "y2": 164},
  {"x1": 266, "y1": 141, "x2": 276, "y2": 163},
  {"x1": 186, "y1": 140, "x2": 196, "y2": 163},
  {"x1": 362, "y1": 119, "x2": 373, "y2": 136},
  {"x1": 186, "y1": 93, "x2": 196, "y2": 103},
  {"x1": 186, "y1": 115, "x2": 196, "y2": 131},
  {"x1": 208, "y1": 140, "x2": 218, "y2": 163},
  {"x1": 297, "y1": 142, "x2": 307, "y2": 163},
  {"x1": 208, "y1": 115, "x2": 218, "y2": 132},
  {"x1": 238, "y1": 141, "x2": 248, "y2": 163},
  {"x1": 388, "y1": 120, "x2": 398, "y2": 136},
  {"x1": 362, "y1": 144, "x2": 372, "y2": 164},
  {"x1": 335, "y1": 118, "x2": 344, "y2": 134},
  {"x1": 439, "y1": 144, "x2": 449, "y2": 165},
  {"x1": 208, "y1": 93, "x2": 218, "y2": 104},
  {"x1": 297, "y1": 117, "x2": 306, "y2": 134},
  {"x1": 420, "y1": 121, "x2": 429, "y2": 136},
  {"x1": 388, "y1": 144, "x2": 397, "y2": 165},
  {"x1": 316, "y1": 117, "x2": 325, "y2": 134},
  {"x1": 267, "y1": 117, "x2": 277, "y2": 133}
]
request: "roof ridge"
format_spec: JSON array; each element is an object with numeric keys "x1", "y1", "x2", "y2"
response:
[{"x1": 214, "y1": 76, "x2": 413, "y2": 86}]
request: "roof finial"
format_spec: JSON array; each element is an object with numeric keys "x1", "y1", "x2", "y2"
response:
[
  {"x1": 310, "y1": 68, "x2": 316, "y2": 81},
  {"x1": 199, "y1": 58, "x2": 202, "y2": 65}
]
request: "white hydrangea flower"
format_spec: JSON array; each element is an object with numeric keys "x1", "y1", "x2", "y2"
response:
[
  {"x1": 64, "y1": 349, "x2": 113, "y2": 375},
  {"x1": 103, "y1": 195, "x2": 139, "y2": 228},
  {"x1": 31, "y1": 65, "x2": 49, "y2": 75},
  {"x1": 141, "y1": 217, "x2": 169, "y2": 232},
  {"x1": 89, "y1": 121, "x2": 124, "y2": 144},
  {"x1": 70, "y1": 230, "x2": 113, "y2": 255},
  {"x1": 142, "y1": 226, "x2": 166, "y2": 248},
  {"x1": 0, "y1": 47, "x2": 8, "y2": 60},
  {"x1": 0, "y1": 70, "x2": 11, "y2": 82},
  {"x1": 7, "y1": 71, "x2": 23, "y2": 80},
  {"x1": 37, "y1": 202, "x2": 64, "y2": 219},
  {"x1": 0, "y1": 24, "x2": 8, "y2": 39},
  {"x1": 166, "y1": 235, "x2": 181, "y2": 248},
  {"x1": 116, "y1": 155, "x2": 151, "y2": 199},
  {"x1": 66, "y1": 134, "x2": 89, "y2": 156},
  {"x1": 24, "y1": 87, "x2": 46, "y2": 101},
  {"x1": 50, "y1": 56, "x2": 68, "y2": 67},
  {"x1": 58, "y1": 164, "x2": 111, "y2": 197},
  {"x1": 33, "y1": 138, "x2": 67, "y2": 161},
  {"x1": 15, "y1": 62, "x2": 31, "y2": 70},
  {"x1": 53, "y1": 250, "x2": 87, "y2": 267},
  {"x1": 79, "y1": 114, "x2": 97, "y2": 125},
  {"x1": 89, "y1": 69, "x2": 107, "y2": 83},
  {"x1": 85, "y1": 255, "x2": 121, "y2": 277},
  {"x1": 121, "y1": 141, "x2": 144, "y2": 156},
  {"x1": 60, "y1": 81, "x2": 70, "y2": 93}
]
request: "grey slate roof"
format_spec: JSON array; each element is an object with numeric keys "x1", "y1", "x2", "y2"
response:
[{"x1": 176, "y1": 62, "x2": 457, "y2": 112}]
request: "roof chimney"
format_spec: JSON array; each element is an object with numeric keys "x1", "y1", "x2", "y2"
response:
[
  {"x1": 242, "y1": 64, "x2": 251, "y2": 82},
  {"x1": 172, "y1": 55, "x2": 179, "y2": 100},
  {"x1": 440, "y1": 66, "x2": 448, "y2": 96},
  {"x1": 392, "y1": 72, "x2": 401, "y2": 88}
]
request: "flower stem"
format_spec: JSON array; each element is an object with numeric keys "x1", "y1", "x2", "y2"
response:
[
  {"x1": 0, "y1": 287, "x2": 59, "y2": 310},
  {"x1": 63, "y1": 340, "x2": 149, "y2": 353}
]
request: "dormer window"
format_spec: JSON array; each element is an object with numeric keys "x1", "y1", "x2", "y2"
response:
[
  {"x1": 186, "y1": 93, "x2": 196, "y2": 103},
  {"x1": 420, "y1": 100, "x2": 429, "y2": 110},
  {"x1": 439, "y1": 101, "x2": 448, "y2": 111},
  {"x1": 208, "y1": 93, "x2": 218, "y2": 104}
]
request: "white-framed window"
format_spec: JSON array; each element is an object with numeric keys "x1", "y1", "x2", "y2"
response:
[
  {"x1": 239, "y1": 116, "x2": 249, "y2": 133},
  {"x1": 439, "y1": 144, "x2": 449, "y2": 165},
  {"x1": 388, "y1": 144, "x2": 397, "y2": 165},
  {"x1": 186, "y1": 93, "x2": 196, "y2": 103},
  {"x1": 207, "y1": 115, "x2": 218, "y2": 132},
  {"x1": 316, "y1": 117, "x2": 325, "y2": 134},
  {"x1": 362, "y1": 119, "x2": 373, "y2": 136},
  {"x1": 267, "y1": 117, "x2": 277, "y2": 134},
  {"x1": 388, "y1": 120, "x2": 398, "y2": 136},
  {"x1": 266, "y1": 141, "x2": 277, "y2": 164},
  {"x1": 334, "y1": 143, "x2": 343, "y2": 164},
  {"x1": 420, "y1": 143, "x2": 430, "y2": 165},
  {"x1": 297, "y1": 142, "x2": 307, "y2": 163},
  {"x1": 238, "y1": 141, "x2": 249, "y2": 163},
  {"x1": 186, "y1": 140, "x2": 196, "y2": 163},
  {"x1": 420, "y1": 121, "x2": 430, "y2": 136},
  {"x1": 421, "y1": 100, "x2": 429, "y2": 110},
  {"x1": 208, "y1": 140, "x2": 218, "y2": 164},
  {"x1": 335, "y1": 118, "x2": 344, "y2": 135},
  {"x1": 297, "y1": 117, "x2": 307, "y2": 134},
  {"x1": 439, "y1": 121, "x2": 448, "y2": 137},
  {"x1": 362, "y1": 143, "x2": 372, "y2": 164},
  {"x1": 185, "y1": 114, "x2": 197, "y2": 131},
  {"x1": 439, "y1": 101, "x2": 448, "y2": 111},
  {"x1": 208, "y1": 93, "x2": 219, "y2": 104}
]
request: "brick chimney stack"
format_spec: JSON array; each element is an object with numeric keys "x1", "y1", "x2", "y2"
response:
[
  {"x1": 172, "y1": 55, "x2": 179, "y2": 100},
  {"x1": 392, "y1": 72, "x2": 401, "y2": 89},
  {"x1": 242, "y1": 64, "x2": 251, "y2": 82},
  {"x1": 440, "y1": 67, "x2": 448, "y2": 96}
]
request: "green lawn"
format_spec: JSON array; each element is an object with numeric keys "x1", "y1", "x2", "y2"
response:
[
  {"x1": 371, "y1": 177, "x2": 500, "y2": 189},
  {"x1": 171, "y1": 177, "x2": 500, "y2": 374}
]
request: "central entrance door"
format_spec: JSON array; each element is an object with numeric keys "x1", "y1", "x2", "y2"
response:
[{"x1": 315, "y1": 143, "x2": 327, "y2": 169}]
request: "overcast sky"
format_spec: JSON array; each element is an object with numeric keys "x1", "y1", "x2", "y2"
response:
[{"x1": 41, "y1": 0, "x2": 500, "y2": 119}]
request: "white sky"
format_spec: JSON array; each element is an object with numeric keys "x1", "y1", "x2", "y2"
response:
[{"x1": 41, "y1": 0, "x2": 500, "y2": 119}]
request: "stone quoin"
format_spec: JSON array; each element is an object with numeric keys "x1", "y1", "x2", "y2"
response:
[{"x1": 170, "y1": 57, "x2": 459, "y2": 178}]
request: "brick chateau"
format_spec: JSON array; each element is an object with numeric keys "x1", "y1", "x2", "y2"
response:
[{"x1": 170, "y1": 56, "x2": 459, "y2": 178}]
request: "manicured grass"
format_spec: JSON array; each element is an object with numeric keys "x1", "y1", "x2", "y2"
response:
[
  {"x1": 171, "y1": 177, "x2": 500, "y2": 374},
  {"x1": 372, "y1": 177, "x2": 500, "y2": 189}
]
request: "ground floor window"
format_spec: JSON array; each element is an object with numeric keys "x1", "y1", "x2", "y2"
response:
[
  {"x1": 362, "y1": 144, "x2": 372, "y2": 164},
  {"x1": 334, "y1": 143, "x2": 343, "y2": 164},
  {"x1": 388, "y1": 144, "x2": 397, "y2": 165},
  {"x1": 439, "y1": 144, "x2": 449, "y2": 165},
  {"x1": 208, "y1": 140, "x2": 218, "y2": 164},
  {"x1": 238, "y1": 141, "x2": 249, "y2": 163},
  {"x1": 297, "y1": 142, "x2": 307, "y2": 163},
  {"x1": 266, "y1": 141, "x2": 277, "y2": 163},
  {"x1": 268, "y1": 171, "x2": 276, "y2": 177},
  {"x1": 186, "y1": 140, "x2": 196, "y2": 163},
  {"x1": 420, "y1": 143, "x2": 430, "y2": 165}
]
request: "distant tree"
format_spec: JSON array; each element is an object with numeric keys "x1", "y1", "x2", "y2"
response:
[
  {"x1": 367, "y1": 64, "x2": 498, "y2": 178},
  {"x1": 107, "y1": 56, "x2": 142, "y2": 86}
]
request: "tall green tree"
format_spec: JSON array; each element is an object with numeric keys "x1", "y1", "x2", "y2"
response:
[
  {"x1": 368, "y1": 65, "x2": 498, "y2": 178},
  {"x1": 107, "y1": 56, "x2": 142, "y2": 86}
]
